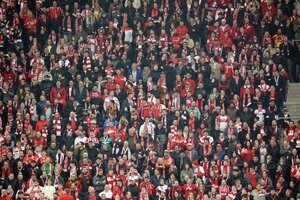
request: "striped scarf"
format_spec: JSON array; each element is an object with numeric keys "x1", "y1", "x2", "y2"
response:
[
  {"x1": 29, "y1": 105, "x2": 35, "y2": 116},
  {"x1": 63, "y1": 15, "x2": 72, "y2": 31},
  {"x1": 75, "y1": 18, "x2": 79, "y2": 32},
  {"x1": 23, "y1": 119, "x2": 30, "y2": 132},
  {"x1": 51, "y1": 32, "x2": 57, "y2": 45},
  {"x1": 52, "y1": 118, "x2": 62, "y2": 136},
  {"x1": 243, "y1": 93, "x2": 251, "y2": 107},
  {"x1": 83, "y1": 56, "x2": 92, "y2": 71},
  {"x1": 41, "y1": 129, "x2": 48, "y2": 139}
]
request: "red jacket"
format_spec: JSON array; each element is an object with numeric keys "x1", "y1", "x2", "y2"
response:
[
  {"x1": 65, "y1": 180, "x2": 82, "y2": 191},
  {"x1": 170, "y1": 36, "x2": 181, "y2": 50},
  {"x1": 105, "y1": 82, "x2": 117, "y2": 91},
  {"x1": 59, "y1": 194, "x2": 74, "y2": 200},
  {"x1": 114, "y1": 75, "x2": 126, "y2": 89},
  {"x1": 218, "y1": 80, "x2": 230, "y2": 91},
  {"x1": 140, "y1": 181, "x2": 156, "y2": 195},
  {"x1": 177, "y1": 25, "x2": 188, "y2": 38},
  {"x1": 181, "y1": 183, "x2": 197, "y2": 199},
  {"x1": 50, "y1": 87, "x2": 67, "y2": 102},
  {"x1": 35, "y1": 120, "x2": 50, "y2": 132},
  {"x1": 261, "y1": 2, "x2": 276, "y2": 15},
  {"x1": 240, "y1": 148, "x2": 256, "y2": 162},
  {"x1": 0, "y1": 195, "x2": 12, "y2": 200},
  {"x1": 291, "y1": 165, "x2": 300, "y2": 183}
]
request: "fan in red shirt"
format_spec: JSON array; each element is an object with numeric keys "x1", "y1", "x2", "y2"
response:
[
  {"x1": 32, "y1": 132, "x2": 47, "y2": 149},
  {"x1": 104, "y1": 60, "x2": 115, "y2": 76},
  {"x1": 181, "y1": 179, "x2": 197, "y2": 199},
  {"x1": 240, "y1": 141, "x2": 256, "y2": 163},
  {"x1": 170, "y1": 32, "x2": 181, "y2": 51},
  {"x1": 24, "y1": 13, "x2": 37, "y2": 34},
  {"x1": 112, "y1": 179, "x2": 124, "y2": 198},
  {"x1": 0, "y1": 190, "x2": 12, "y2": 200},
  {"x1": 218, "y1": 74, "x2": 230, "y2": 91},
  {"x1": 152, "y1": 99, "x2": 165, "y2": 121},
  {"x1": 284, "y1": 121, "x2": 298, "y2": 142},
  {"x1": 114, "y1": 69, "x2": 126, "y2": 90},
  {"x1": 48, "y1": 1, "x2": 62, "y2": 21},
  {"x1": 1, "y1": 161, "x2": 10, "y2": 180},
  {"x1": 243, "y1": 17, "x2": 255, "y2": 40},
  {"x1": 35, "y1": 115, "x2": 50, "y2": 132},
  {"x1": 59, "y1": 189, "x2": 74, "y2": 200},
  {"x1": 176, "y1": 21, "x2": 188, "y2": 38},
  {"x1": 139, "y1": 176, "x2": 155, "y2": 196},
  {"x1": 65, "y1": 174, "x2": 83, "y2": 192},
  {"x1": 206, "y1": 32, "x2": 218, "y2": 52},
  {"x1": 105, "y1": 76, "x2": 117, "y2": 92},
  {"x1": 104, "y1": 121, "x2": 118, "y2": 140},
  {"x1": 181, "y1": 73, "x2": 196, "y2": 95},
  {"x1": 89, "y1": 85, "x2": 102, "y2": 100},
  {"x1": 219, "y1": 19, "x2": 232, "y2": 39},
  {"x1": 50, "y1": 81, "x2": 66, "y2": 103},
  {"x1": 261, "y1": 0, "x2": 276, "y2": 16},
  {"x1": 222, "y1": 59, "x2": 235, "y2": 79},
  {"x1": 220, "y1": 32, "x2": 233, "y2": 51}
]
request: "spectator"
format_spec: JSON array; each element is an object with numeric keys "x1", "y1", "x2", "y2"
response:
[{"x1": 0, "y1": 0, "x2": 299, "y2": 199}]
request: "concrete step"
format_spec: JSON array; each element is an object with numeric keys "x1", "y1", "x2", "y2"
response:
[
  {"x1": 287, "y1": 84, "x2": 300, "y2": 90},
  {"x1": 287, "y1": 104, "x2": 300, "y2": 112},
  {"x1": 288, "y1": 83, "x2": 300, "y2": 86},
  {"x1": 286, "y1": 102, "x2": 300, "y2": 105},
  {"x1": 287, "y1": 95, "x2": 300, "y2": 101},
  {"x1": 286, "y1": 83, "x2": 300, "y2": 119},
  {"x1": 287, "y1": 89, "x2": 300, "y2": 96}
]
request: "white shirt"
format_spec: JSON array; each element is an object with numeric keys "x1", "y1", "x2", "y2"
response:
[
  {"x1": 103, "y1": 96, "x2": 120, "y2": 111},
  {"x1": 74, "y1": 136, "x2": 87, "y2": 147},
  {"x1": 254, "y1": 109, "x2": 266, "y2": 121},
  {"x1": 139, "y1": 122, "x2": 155, "y2": 137},
  {"x1": 99, "y1": 190, "x2": 113, "y2": 199},
  {"x1": 42, "y1": 186, "x2": 56, "y2": 200}
]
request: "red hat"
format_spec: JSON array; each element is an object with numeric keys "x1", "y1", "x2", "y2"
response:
[
  {"x1": 192, "y1": 160, "x2": 199, "y2": 166},
  {"x1": 97, "y1": 168, "x2": 103, "y2": 174}
]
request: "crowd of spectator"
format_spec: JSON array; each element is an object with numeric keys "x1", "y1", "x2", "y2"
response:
[{"x1": 0, "y1": 0, "x2": 300, "y2": 199}]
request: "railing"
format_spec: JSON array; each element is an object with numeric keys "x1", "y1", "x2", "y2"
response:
[{"x1": 276, "y1": 116, "x2": 300, "y2": 121}]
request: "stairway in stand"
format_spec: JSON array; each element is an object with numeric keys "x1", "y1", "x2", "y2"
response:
[{"x1": 286, "y1": 83, "x2": 300, "y2": 121}]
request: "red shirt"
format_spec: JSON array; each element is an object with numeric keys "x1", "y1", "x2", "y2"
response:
[
  {"x1": 114, "y1": 75, "x2": 126, "y2": 89},
  {"x1": 59, "y1": 194, "x2": 74, "y2": 200},
  {"x1": 177, "y1": 25, "x2": 188, "y2": 38},
  {"x1": 0, "y1": 195, "x2": 12, "y2": 200},
  {"x1": 181, "y1": 183, "x2": 197, "y2": 199},
  {"x1": 105, "y1": 82, "x2": 117, "y2": 92},
  {"x1": 35, "y1": 120, "x2": 50, "y2": 132},
  {"x1": 49, "y1": 7, "x2": 62, "y2": 21},
  {"x1": 140, "y1": 181, "x2": 156, "y2": 195},
  {"x1": 170, "y1": 36, "x2": 181, "y2": 50}
]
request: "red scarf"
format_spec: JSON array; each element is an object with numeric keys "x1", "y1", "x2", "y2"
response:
[
  {"x1": 52, "y1": 117, "x2": 62, "y2": 136},
  {"x1": 151, "y1": 8, "x2": 159, "y2": 18},
  {"x1": 203, "y1": 145, "x2": 212, "y2": 156},
  {"x1": 208, "y1": 99, "x2": 216, "y2": 113},
  {"x1": 189, "y1": 116, "x2": 195, "y2": 131},
  {"x1": 243, "y1": 93, "x2": 251, "y2": 107},
  {"x1": 23, "y1": 119, "x2": 30, "y2": 132},
  {"x1": 7, "y1": 106, "x2": 12, "y2": 115},
  {"x1": 64, "y1": 16, "x2": 71, "y2": 31}
]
